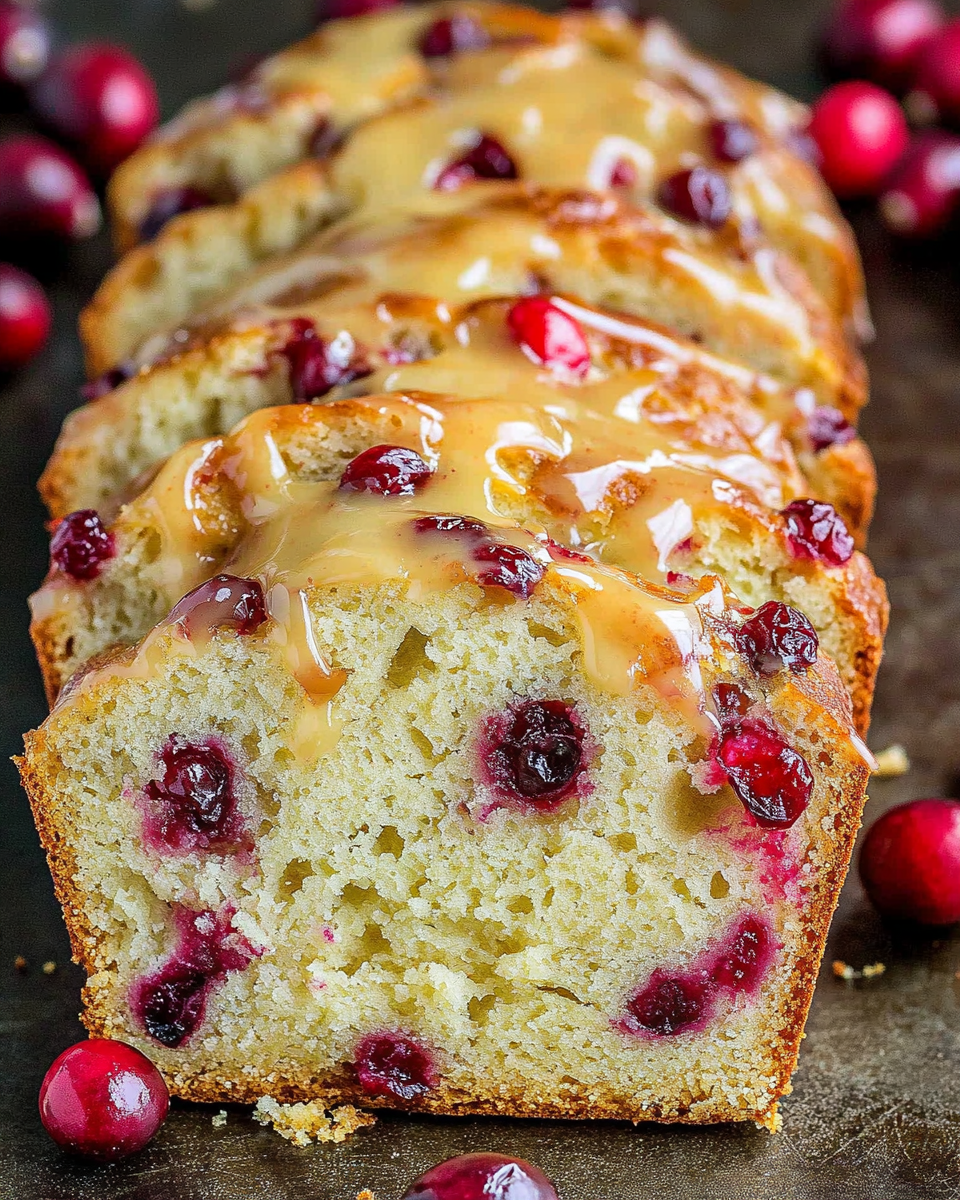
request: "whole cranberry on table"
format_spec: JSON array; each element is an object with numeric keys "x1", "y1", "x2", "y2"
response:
[
  {"x1": 31, "y1": 43, "x2": 160, "y2": 175},
  {"x1": 860, "y1": 799, "x2": 960, "y2": 924},
  {"x1": 0, "y1": 264, "x2": 50, "y2": 370},
  {"x1": 39, "y1": 1038, "x2": 169, "y2": 1161},
  {"x1": 0, "y1": 1, "x2": 51, "y2": 87},
  {"x1": 821, "y1": 0, "x2": 945, "y2": 91},
  {"x1": 809, "y1": 81, "x2": 910, "y2": 197},
  {"x1": 0, "y1": 135, "x2": 101, "y2": 239},
  {"x1": 402, "y1": 1152, "x2": 560, "y2": 1200},
  {"x1": 908, "y1": 18, "x2": 960, "y2": 125},
  {"x1": 879, "y1": 129, "x2": 960, "y2": 235}
]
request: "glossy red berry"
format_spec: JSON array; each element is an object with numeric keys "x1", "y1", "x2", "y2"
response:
[
  {"x1": 879, "y1": 130, "x2": 960, "y2": 235},
  {"x1": 143, "y1": 735, "x2": 244, "y2": 855},
  {"x1": 280, "y1": 318, "x2": 371, "y2": 400},
  {"x1": 909, "y1": 18, "x2": 960, "y2": 124},
  {"x1": 718, "y1": 719, "x2": 814, "y2": 829},
  {"x1": 507, "y1": 296, "x2": 590, "y2": 377},
  {"x1": 419, "y1": 14, "x2": 489, "y2": 57},
  {"x1": 860, "y1": 799, "x2": 960, "y2": 924},
  {"x1": 0, "y1": 2, "x2": 50, "y2": 86},
  {"x1": 0, "y1": 135, "x2": 100, "y2": 239},
  {"x1": 414, "y1": 513, "x2": 488, "y2": 539},
  {"x1": 402, "y1": 1153, "x2": 560, "y2": 1200},
  {"x1": 139, "y1": 186, "x2": 214, "y2": 242},
  {"x1": 809, "y1": 82, "x2": 909, "y2": 198},
  {"x1": 485, "y1": 699, "x2": 585, "y2": 808},
  {"x1": 169, "y1": 575, "x2": 267, "y2": 639},
  {"x1": 658, "y1": 166, "x2": 731, "y2": 227},
  {"x1": 808, "y1": 405, "x2": 856, "y2": 451},
  {"x1": 781, "y1": 498, "x2": 855, "y2": 566},
  {"x1": 473, "y1": 541, "x2": 544, "y2": 597},
  {"x1": 736, "y1": 601, "x2": 819, "y2": 675},
  {"x1": 339, "y1": 444, "x2": 433, "y2": 495},
  {"x1": 434, "y1": 133, "x2": 518, "y2": 191},
  {"x1": 39, "y1": 1039, "x2": 169, "y2": 1162},
  {"x1": 32, "y1": 43, "x2": 159, "y2": 175},
  {"x1": 0, "y1": 264, "x2": 50, "y2": 370},
  {"x1": 708, "y1": 119, "x2": 759, "y2": 163},
  {"x1": 354, "y1": 1033, "x2": 437, "y2": 1099},
  {"x1": 50, "y1": 509, "x2": 115, "y2": 581},
  {"x1": 822, "y1": 0, "x2": 944, "y2": 91}
]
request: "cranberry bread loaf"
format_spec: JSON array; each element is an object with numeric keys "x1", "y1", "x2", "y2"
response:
[{"x1": 20, "y1": 400, "x2": 873, "y2": 1129}]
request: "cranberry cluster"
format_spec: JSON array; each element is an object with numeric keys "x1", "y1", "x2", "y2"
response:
[{"x1": 816, "y1": 0, "x2": 960, "y2": 236}]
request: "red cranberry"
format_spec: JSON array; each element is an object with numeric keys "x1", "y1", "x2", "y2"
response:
[
  {"x1": 808, "y1": 405, "x2": 856, "y2": 451},
  {"x1": 908, "y1": 18, "x2": 960, "y2": 123},
  {"x1": 139, "y1": 186, "x2": 215, "y2": 242},
  {"x1": 808, "y1": 82, "x2": 909, "y2": 199},
  {"x1": 80, "y1": 360, "x2": 137, "y2": 401},
  {"x1": 419, "y1": 14, "x2": 489, "y2": 57},
  {"x1": 781, "y1": 498, "x2": 855, "y2": 566},
  {"x1": 0, "y1": 135, "x2": 100, "y2": 239},
  {"x1": 735, "y1": 601, "x2": 819, "y2": 675},
  {"x1": 708, "y1": 118, "x2": 759, "y2": 163},
  {"x1": 434, "y1": 133, "x2": 518, "y2": 191},
  {"x1": 39, "y1": 1039, "x2": 169, "y2": 1162},
  {"x1": 402, "y1": 1153, "x2": 559, "y2": 1200},
  {"x1": 879, "y1": 129, "x2": 960, "y2": 235},
  {"x1": 860, "y1": 798, "x2": 960, "y2": 924},
  {"x1": 50, "y1": 509, "x2": 114, "y2": 581},
  {"x1": 822, "y1": 0, "x2": 944, "y2": 90},
  {"x1": 473, "y1": 541, "x2": 544, "y2": 598},
  {"x1": 507, "y1": 297, "x2": 590, "y2": 378},
  {"x1": 0, "y1": 263, "x2": 50, "y2": 370},
  {"x1": 709, "y1": 913, "x2": 773, "y2": 991},
  {"x1": 624, "y1": 972, "x2": 710, "y2": 1037},
  {"x1": 143, "y1": 735, "x2": 243, "y2": 855},
  {"x1": 484, "y1": 699, "x2": 584, "y2": 808},
  {"x1": 718, "y1": 719, "x2": 814, "y2": 829},
  {"x1": 279, "y1": 318, "x2": 371, "y2": 400},
  {"x1": 608, "y1": 156, "x2": 638, "y2": 188},
  {"x1": 317, "y1": 0, "x2": 399, "y2": 18},
  {"x1": 414, "y1": 513, "x2": 488, "y2": 539},
  {"x1": 169, "y1": 574, "x2": 267, "y2": 638},
  {"x1": 713, "y1": 681, "x2": 753, "y2": 719},
  {"x1": 339, "y1": 444, "x2": 433, "y2": 496},
  {"x1": 658, "y1": 166, "x2": 731, "y2": 227},
  {"x1": 354, "y1": 1033, "x2": 437, "y2": 1099},
  {"x1": 0, "y1": 2, "x2": 49, "y2": 87}
]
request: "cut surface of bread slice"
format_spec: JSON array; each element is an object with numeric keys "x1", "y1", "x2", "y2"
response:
[{"x1": 19, "y1": 458, "x2": 872, "y2": 1127}]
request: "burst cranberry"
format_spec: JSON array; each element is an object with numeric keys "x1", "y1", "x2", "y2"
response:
[
  {"x1": 402, "y1": 1153, "x2": 560, "y2": 1200},
  {"x1": 879, "y1": 130, "x2": 960, "y2": 235},
  {"x1": 808, "y1": 82, "x2": 909, "y2": 199},
  {"x1": 0, "y1": 135, "x2": 100, "y2": 239},
  {"x1": 908, "y1": 18, "x2": 960, "y2": 123},
  {"x1": 50, "y1": 509, "x2": 114, "y2": 581},
  {"x1": 169, "y1": 575, "x2": 267, "y2": 639},
  {"x1": 139, "y1": 186, "x2": 214, "y2": 241},
  {"x1": 473, "y1": 542, "x2": 544, "y2": 597},
  {"x1": 625, "y1": 972, "x2": 710, "y2": 1036},
  {"x1": 658, "y1": 166, "x2": 731, "y2": 227},
  {"x1": 708, "y1": 118, "x2": 759, "y2": 163},
  {"x1": 736, "y1": 601, "x2": 819, "y2": 675},
  {"x1": 719, "y1": 718, "x2": 813, "y2": 829},
  {"x1": 279, "y1": 319, "x2": 371, "y2": 400},
  {"x1": 317, "y1": 0, "x2": 399, "y2": 18},
  {"x1": 507, "y1": 296, "x2": 590, "y2": 377},
  {"x1": 143, "y1": 735, "x2": 242, "y2": 855},
  {"x1": 354, "y1": 1033, "x2": 437, "y2": 1099},
  {"x1": 414, "y1": 513, "x2": 488, "y2": 539},
  {"x1": 31, "y1": 43, "x2": 159, "y2": 175},
  {"x1": 80, "y1": 360, "x2": 137, "y2": 401},
  {"x1": 485, "y1": 699, "x2": 585, "y2": 808},
  {"x1": 822, "y1": 0, "x2": 944, "y2": 90},
  {"x1": 709, "y1": 913, "x2": 773, "y2": 991},
  {"x1": 0, "y1": 2, "x2": 49, "y2": 87},
  {"x1": 419, "y1": 14, "x2": 489, "y2": 57},
  {"x1": 808, "y1": 405, "x2": 856, "y2": 451},
  {"x1": 608, "y1": 156, "x2": 638, "y2": 188},
  {"x1": 860, "y1": 799, "x2": 960, "y2": 924},
  {"x1": 781, "y1": 498, "x2": 855, "y2": 566},
  {"x1": 0, "y1": 264, "x2": 49, "y2": 370},
  {"x1": 433, "y1": 133, "x2": 518, "y2": 191},
  {"x1": 39, "y1": 1039, "x2": 169, "y2": 1162},
  {"x1": 339, "y1": 444, "x2": 433, "y2": 496}
]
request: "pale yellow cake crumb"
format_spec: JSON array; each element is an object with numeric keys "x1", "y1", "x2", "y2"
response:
[
  {"x1": 872, "y1": 744, "x2": 910, "y2": 778},
  {"x1": 357, "y1": 1191, "x2": 376, "y2": 1200},
  {"x1": 42, "y1": 961, "x2": 57, "y2": 975},
  {"x1": 212, "y1": 1110, "x2": 228, "y2": 1128},
  {"x1": 253, "y1": 1096, "x2": 377, "y2": 1146},
  {"x1": 833, "y1": 960, "x2": 885, "y2": 982}
]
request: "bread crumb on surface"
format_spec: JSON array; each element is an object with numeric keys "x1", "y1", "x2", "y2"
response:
[
  {"x1": 212, "y1": 1109, "x2": 228, "y2": 1128},
  {"x1": 832, "y1": 960, "x2": 886, "y2": 982},
  {"x1": 41, "y1": 961, "x2": 57, "y2": 975},
  {"x1": 13, "y1": 955, "x2": 27, "y2": 972},
  {"x1": 253, "y1": 1096, "x2": 377, "y2": 1147},
  {"x1": 872, "y1": 744, "x2": 910, "y2": 778},
  {"x1": 357, "y1": 1192, "x2": 376, "y2": 1200}
]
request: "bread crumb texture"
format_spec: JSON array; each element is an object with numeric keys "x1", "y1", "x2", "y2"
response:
[{"x1": 253, "y1": 1096, "x2": 376, "y2": 1146}]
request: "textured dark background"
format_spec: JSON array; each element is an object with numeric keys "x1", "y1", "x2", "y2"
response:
[{"x1": 3, "y1": 1, "x2": 960, "y2": 1196}]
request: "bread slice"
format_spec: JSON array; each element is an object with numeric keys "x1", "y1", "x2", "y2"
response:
[{"x1": 19, "y1": 415, "x2": 872, "y2": 1127}]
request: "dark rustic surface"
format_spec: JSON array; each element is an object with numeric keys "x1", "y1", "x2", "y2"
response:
[{"x1": 2, "y1": 1, "x2": 960, "y2": 1196}]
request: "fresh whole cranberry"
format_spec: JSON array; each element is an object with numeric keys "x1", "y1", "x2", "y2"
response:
[
  {"x1": 31, "y1": 43, "x2": 159, "y2": 175},
  {"x1": 860, "y1": 798, "x2": 960, "y2": 924},
  {"x1": 80, "y1": 360, "x2": 137, "y2": 401},
  {"x1": 0, "y1": 263, "x2": 50, "y2": 370},
  {"x1": 433, "y1": 133, "x2": 518, "y2": 191},
  {"x1": 317, "y1": 0, "x2": 399, "y2": 18},
  {"x1": 402, "y1": 1153, "x2": 560, "y2": 1200},
  {"x1": 279, "y1": 318, "x2": 371, "y2": 400},
  {"x1": 0, "y1": 2, "x2": 50, "y2": 87},
  {"x1": 624, "y1": 972, "x2": 710, "y2": 1036},
  {"x1": 879, "y1": 129, "x2": 960, "y2": 235},
  {"x1": 50, "y1": 509, "x2": 115, "y2": 581},
  {"x1": 414, "y1": 513, "x2": 488, "y2": 539},
  {"x1": 484, "y1": 699, "x2": 585, "y2": 808},
  {"x1": 143, "y1": 735, "x2": 242, "y2": 854},
  {"x1": 473, "y1": 541, "x2": 544, "y2": 598},
  {"x1": 169, "y1": 575, "x2": 267, "y2": 639},
  {"x1": 507, "y1": 296, "x2": 590, "y2": 377},
  {"x1": 0, "y1": 135, "x2": 100, "y2": 239},
  {"x1": 39, "y1": 1039, "x2": 169, "y2": 1162},
  {"x1": 708, "y1": 118, "x2": 760, "y2": 163},
  {"x1": 808, "y1": 405, "x2": 856, "y2": 451},
  {"x1": 658, "y1": 166, "x2": 731, "y2": 227},
  {"x1": 735, "y1": 601, "x2": 819, "y2": 675},
  {"x1": 781, "y1": 498, "x2": 855, "y2": 566},
  {"x1": 709, "y1": 913, "x2": 773, "y2": 991},
  {"x1": 718, "y1": 718, "x2": 814, "y2": 829},
  {"x1": 821, "y1": 0, "x2": 944, "y2": 91},
  {"x1": 339, "y1": 444, "x2": 433, "y2": 496},
  {"x1": 418, "y1": 14, "x2": 490, "y2": 57},
  {"x1": 354, "y1": 1033, "x2": 437, "y2": 1099},
  {"x1": 139, "y1": 186, "x2": 215, "y2": 242},
  {"x1": 808, "y1": 82, "x2": 909, "y2": 199},
  {"x1": 908, "y1": 18, "x2": 960, "y2": 124}
]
